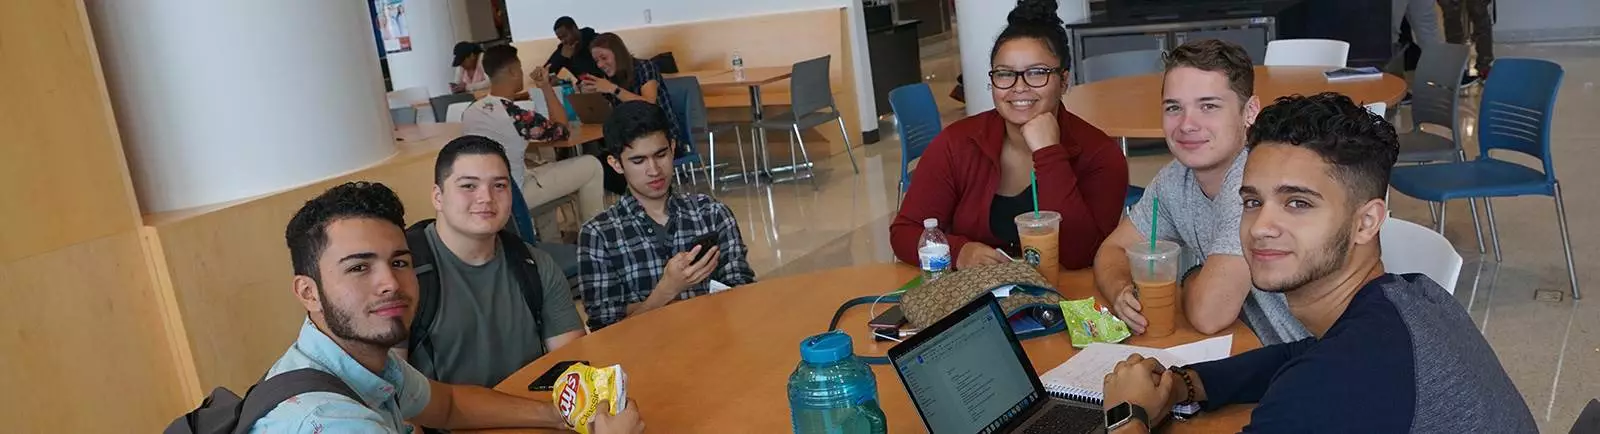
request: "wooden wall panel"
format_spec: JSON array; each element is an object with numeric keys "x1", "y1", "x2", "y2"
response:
[
  {"x1": 0, "y1": 231, "x2": 188, "y2": 431},
  {"x1": 511, "y1": 8, "x2": 863, "y2": 157},
  {"x1": 0, "y1": 0, "x2": 145, "y2": 262}
]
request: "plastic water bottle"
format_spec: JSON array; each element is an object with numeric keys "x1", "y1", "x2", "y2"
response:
[
  {"x1": 918, "y1": 218, "x2": 951, "y2": 283},
  {"x1": 788, "y1": 331, "x2": 888, "y2": 434},
  {"x1": 732, "y1": 50, "x2": 746, "y2": 81}
]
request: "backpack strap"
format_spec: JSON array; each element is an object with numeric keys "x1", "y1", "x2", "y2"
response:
[
  {"x1": 232, "y1": 368, "x2": 361, "y2": 434},
  {"x1": 497, "y1": 229, "x2": 546, "y2": 341},
  {"x1": 404, "y1": 219, "x2": 442, "y2": 367}
]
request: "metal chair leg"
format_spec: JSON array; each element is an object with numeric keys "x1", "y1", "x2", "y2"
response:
[
  {"x1": 707, "y1": 132, "x2": 718, "y2": 193},
  {"x1": 731, "y1": 128, "x2": 750, "y2": 184},
  {"x1": 835, "y1": 116, "x2": 859, "y2": 174},
  {"x1": 1435, "y1": 200, "x2": 1448, "y2": 233},
  {"x1": 1483, "y1": 198, "x2": 1503, "y2": 263},
  {"x1": 1553, "y1": 182, "x2": 1580, "y2": 300},
  {"x1": 1468, "y1": 198, "x2": 1486, "y2": 254},
  {"x1": 793, "y1": 124, "x2": 819, "y2": 188},
  {"x1": 1428, "y1": 201, "x2": 1440, "y2": 226},
  {"x1": 788, "y1": 127, "x2": 799, "y2": 176}
]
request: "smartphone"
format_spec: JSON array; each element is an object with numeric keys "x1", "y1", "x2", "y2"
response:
[
  {"x1": 528, "y1": 360, "x2": 589, "y2": 391},
  {"x1": 690, "y1": 232, "x2": 720, "y2": 262},
  {"x1": 868, "y1": 306, "x2": 907, "y2": 330}
]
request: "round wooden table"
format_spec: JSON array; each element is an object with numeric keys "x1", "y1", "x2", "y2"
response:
[
  {"x1": 1062, "y1": 66, "x2": 1408, "y2": 138},
  {"x1": 465, "y1": 264, "x2": 1262, "y2": 433}
]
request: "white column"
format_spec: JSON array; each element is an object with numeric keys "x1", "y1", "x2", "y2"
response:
[
  {"x1": 86, "y1": 0, "x2": 396, "y2": 213},
  {"x1": 845, "y1": 0, "x2": 880, "y2": 136},
  {"x1": 955, "y1": 0, "x2": 1088, "y2": 115}
]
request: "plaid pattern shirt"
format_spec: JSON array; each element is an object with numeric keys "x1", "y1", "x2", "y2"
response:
[{"x1": 578, "y1": 191, "x2": 756, "y2": 330}]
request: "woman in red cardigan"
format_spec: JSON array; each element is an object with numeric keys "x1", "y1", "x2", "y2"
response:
[{"x1": 891, "y1": 0, "x2": 1128, "y2": 271}]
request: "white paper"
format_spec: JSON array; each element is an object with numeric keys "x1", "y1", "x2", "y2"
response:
[
  {"x1": 1163, "y1": 335, "x2": 1233, "y2": 364},
  {"x1": 707, "y1": 279, "x2": 732, "y2": 293},
  {"x1": 990, "y1": 284, "x2": 1017, "y2": 298}
]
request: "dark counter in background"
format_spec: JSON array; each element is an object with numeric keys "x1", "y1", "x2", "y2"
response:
[{"x1": 868, "y1": 19, "x2": 924, "y2": 117}]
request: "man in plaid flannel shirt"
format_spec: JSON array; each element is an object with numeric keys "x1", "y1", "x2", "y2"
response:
[{"x1": 578, "y1": 101, "x2": 756, "y2": 330}]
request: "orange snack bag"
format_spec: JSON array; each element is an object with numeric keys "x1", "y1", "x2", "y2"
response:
[{"x1": 552, "y1": 363, "x2": 627, "y2": 434}]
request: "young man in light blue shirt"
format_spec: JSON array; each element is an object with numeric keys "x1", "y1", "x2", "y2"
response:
[{"x1": 252, "y1": 181, "x2": 642, "y2": 433}]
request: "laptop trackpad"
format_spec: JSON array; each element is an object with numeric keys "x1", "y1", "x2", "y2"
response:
[{"x1": 1016, "y1": 400, "x2": 1105, "y2": 434}]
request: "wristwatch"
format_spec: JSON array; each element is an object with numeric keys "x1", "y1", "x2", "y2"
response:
[
  {"x1": 611, "y1": 87, "x2": 622, "y2": 97},
  {"x1": 1105, "y1": 402, "x2": 1150, "y2": 431}
]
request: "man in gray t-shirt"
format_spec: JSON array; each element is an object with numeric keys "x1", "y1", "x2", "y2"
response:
[
  {"x1": 403, "y1": 136, "x2": 587, "y2": 388},
  {"x1": 1092, "y1": 39, "x2": 1308, "y2": 345}
]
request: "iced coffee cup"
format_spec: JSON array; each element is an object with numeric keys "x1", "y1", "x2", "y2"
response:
[
  {"x1": 1014, "y1": 211, "x2": 1062, "y2": 281},
  {"x1": 1126, "y1": 240, "x2": 1181, "y2": 337}
]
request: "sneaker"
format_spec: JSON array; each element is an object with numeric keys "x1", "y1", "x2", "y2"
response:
[
  {"x1": 1460, "y1": 74, "x2": 1480, "y2": 87},
  {"x1": 1400, "y1": 92, "x2": 1414, "y2": 105}
]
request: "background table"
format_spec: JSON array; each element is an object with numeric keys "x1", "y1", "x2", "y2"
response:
[
  {"x1": 1061, "y1": 66, "x2": 1408, "y2": 138},
  {"x1": 670, "y1": 67, "x2": 802, "y2": 182},
  {"x1": 461, "y1": 264, "x2": 1262, "y2": 433}
]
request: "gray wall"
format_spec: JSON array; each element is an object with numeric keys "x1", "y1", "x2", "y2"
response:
[{"x1": 1494, "y1": 0, "x2": 1600, "y2": 42}]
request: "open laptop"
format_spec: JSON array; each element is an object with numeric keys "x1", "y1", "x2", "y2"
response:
[
  {"x1": 889, "y1": 293, "x2": 1106, "y2": 434},
  {"x1": 565, "y1": 92, "x2": 614, "y2": 124}
]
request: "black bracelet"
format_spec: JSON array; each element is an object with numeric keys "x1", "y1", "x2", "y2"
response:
[{"x1": 1172, "y1": 366, "x2": 1197, "y2": 406}]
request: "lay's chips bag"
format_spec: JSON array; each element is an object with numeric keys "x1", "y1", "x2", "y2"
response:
[{"x1": 552, "y1": 363, "x2": 627, "y2": 434}]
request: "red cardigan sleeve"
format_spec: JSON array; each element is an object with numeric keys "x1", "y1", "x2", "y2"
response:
[
  {"x1": 1032, "y1": 117, "x2": 1128, "y2": 269},
  {"x1": 891, "y1": 132, "x2": 975, "y2": 266}
]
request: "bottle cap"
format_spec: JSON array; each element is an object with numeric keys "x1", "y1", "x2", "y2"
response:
[
  {"x1": 923, "y1": 218, "x2": 937, "y2": 229},
  {"x1": 799, "y1": 331, "x2": 854, "y2": 364}
]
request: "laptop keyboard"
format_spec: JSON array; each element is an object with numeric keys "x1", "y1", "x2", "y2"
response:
[{"x1": 1023, "y1": 405, "x2": 1103, "y2": 434}]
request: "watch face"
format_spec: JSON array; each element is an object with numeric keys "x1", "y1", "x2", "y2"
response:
[{"x1": 1105, "y1": 402, "x2": 1133, "y2": 427}]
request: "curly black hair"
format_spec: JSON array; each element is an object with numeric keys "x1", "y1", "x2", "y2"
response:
[
  {"x1": 601, "y1": 100, "x2": 672, "y2": 159},
  {"x1": 1247, "y1": 92, "x2": 1400, "y2": 205},
  {"x1": 991, "y1": 0, "x2": 1070, "y2": 68},
  {"x1": 285, "y1": 181, "x2": 407, "y2": 281},
  {"x1": 435, "y1": 135, "x2": 511, "y2": 186}
]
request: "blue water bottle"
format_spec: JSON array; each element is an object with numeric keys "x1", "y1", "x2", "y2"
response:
[{"x1": 788, "y1": 331, "x2": 888, "y2": 434}]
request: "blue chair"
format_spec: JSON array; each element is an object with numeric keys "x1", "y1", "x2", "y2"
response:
[
  {"x1": 662, "y1": 76, "x2": 745, "y2": 191},
  {"x1": 1125, "y1": 186, "x2": 1145, "y2": 208},
  {"x1": 888, "y1": 83, "x2": 942, "y2": 202},
  {"x1": 1388, "y1": 58, "x2": 1578, "y2": 299}
]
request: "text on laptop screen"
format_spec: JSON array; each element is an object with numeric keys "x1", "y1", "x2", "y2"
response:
[{"x1": 894, "y1": 302, "x2": 1039, "y2": 434}]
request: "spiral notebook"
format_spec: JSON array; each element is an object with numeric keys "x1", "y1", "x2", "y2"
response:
[{"x1": 1039, "y1": 336, "x2": 1233, "y2": 411}]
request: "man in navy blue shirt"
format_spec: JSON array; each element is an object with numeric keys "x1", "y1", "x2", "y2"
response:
[{"x1": 1099, "y1": 93, "x2": 1536, "y2": 433}]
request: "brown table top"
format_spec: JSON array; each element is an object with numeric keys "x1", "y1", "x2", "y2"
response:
[
  {"x1": 462, "y1": 264, "x2": 1261, "y2": 433},
  {"x1": 394, "y1": 122, "x2": 461, "y2": 143},
  {"x1": 1061, "y1": 66, "x2": 1409, "y2": 138},
  {"x1": 671, "y1": 66, "x2": 794, "y2": 90}
]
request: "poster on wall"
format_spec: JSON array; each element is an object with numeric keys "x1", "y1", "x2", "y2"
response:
[{"x1": 376, "y1": 0, "x2": 411, "y2": 54}]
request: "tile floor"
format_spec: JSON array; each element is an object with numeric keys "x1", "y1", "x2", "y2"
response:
[{"x1": 687, "y1": 39, "x2": 1600, "y2": 432}]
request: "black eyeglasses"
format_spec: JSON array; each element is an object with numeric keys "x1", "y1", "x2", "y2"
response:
[{"x1": 988, "y1": 67, "x2": 1060, "y2": 89}]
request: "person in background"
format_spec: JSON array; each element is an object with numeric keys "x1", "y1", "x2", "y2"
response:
[
  {"x1": 449, "y1": 42, "x2": 489, "y2": 93},
  {"x1": 1440, "y1": 0, "x2": 1494, "y2": 84},
  {"x1": 462, "y1": 44, "x2": 606, "y2": 244},
  {"x1": 1092, "y1": 39, "x2": 1311, "y2": 345},
  {"x1": 584, "y1": 33, "x2": 684, "y2": 155},
  {"x1": 579, "y1": 101, "x2": 755, "y2": 331},
  {"x1": 546, "y1": 16, "x2": 603, "y2": 79},
  {"x1": 1391, "y1": 0, "x2": 1442, "y2": 74},
  {"x1": 890, "y1": 0, "x2": 1128, "y2": 272},
  {"x1": 1099, "y1": 93, "x2": 1534, "y2": 434},
  {"x1": 400, "y1": 136, "x2": 585, "y2": 390},
  {"x1": 253, "y1": 181, "x2": 643, "y2": 433}
]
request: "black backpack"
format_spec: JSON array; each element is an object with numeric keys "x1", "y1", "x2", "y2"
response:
[
  {"x1": 164, "y1": 368, "x2": 361, "y2": 434},
  {"x1": 403, "y1": 219, "x2": 546, "y2": 369}
]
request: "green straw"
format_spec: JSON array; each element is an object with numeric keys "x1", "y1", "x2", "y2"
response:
[
  {"x1": 1030, "y1": 171, "x2": 1040, "y2": 218},
  {"x1": 1148, "y1": 197, "x2": 1160, "y2": 274}
]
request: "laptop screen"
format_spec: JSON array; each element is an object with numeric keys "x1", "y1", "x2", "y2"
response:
[{"x1": 891, "y1": 296, "x2": 1043, "y2": 434}]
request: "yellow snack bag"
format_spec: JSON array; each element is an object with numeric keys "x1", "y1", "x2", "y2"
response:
[{"x1": 552, "y1": 363, "x2": 627, "y2": 434}]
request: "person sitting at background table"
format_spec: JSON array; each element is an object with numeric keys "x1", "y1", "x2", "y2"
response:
[
  {"x1": 583, "y1": 33, "x2": 684, "y2": 156},
  {"x1": 253, "y1": 181, "x2": 643, "y2": 434},
  {"x1": 462, "y1": 44, "x2": 606, "y2": 243},
  {"x1": 1099, "y1": 93, "x2": 1534, "y2": 434},
  {"x1": 890, "y1": 0, "x2": 1128, "y2": 272},
  {"x1": 449, "y1": 41, "x2": 489, "y2": 93},
  {"x1": 1092, "y1": 39, "x2": 1310, "y2": 345},
  {"x1": 578, "y1": 101, "x2": 755, "y2": 331},
  {"x1": 398, "y1": 136, "x2": 585, "y2": 392},
  {"x1": 545, "y1": 16, "x2": 604, "y2": 79}
]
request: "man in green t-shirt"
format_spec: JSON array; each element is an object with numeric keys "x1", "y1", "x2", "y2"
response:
[{"x1": 402, "y1": 135, "x2": 587, "y2": 387}]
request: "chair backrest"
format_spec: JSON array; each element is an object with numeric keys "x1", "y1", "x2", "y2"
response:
[
  {"x1": 789, "y1": 55, "x2": 835, "y2": 115},
  {"x1": 889, "y1": 83, "x2": 942, "y2": 188},
  {"x1": 1408, "y1": 43, "x2": 1470, "y2": 131},
  {"x1": 1476, "y1": 58, "x2": 1563, "y2": 178},
  {"x1": 1079, "y1": 49, "x2": 1165, "y2": 83},
  {"x1": 444, "y1": 102, "x2": 472, "y2": 123},
  {"x1": 1364, "y1": 102, "x2": 1386, "y2": 118},
  {"x1": 1380, "y1": 217, "x2": 1463, "y2": 294},
  {"x1": 389, "y1": 106, "x2": 417, "y2": 126},
  {"x1": 660, "y1": 76, "x2": 699, "y2": 149},
  {"x1": 430, "y1": 93, "x2": 477, "y2": 124},
  {"x1": 1263, "y1": 39, "x2": 1350, "y2": 67},
  {"x1": 387, "y1": 86, "x2": 429, "y2": 108}
]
